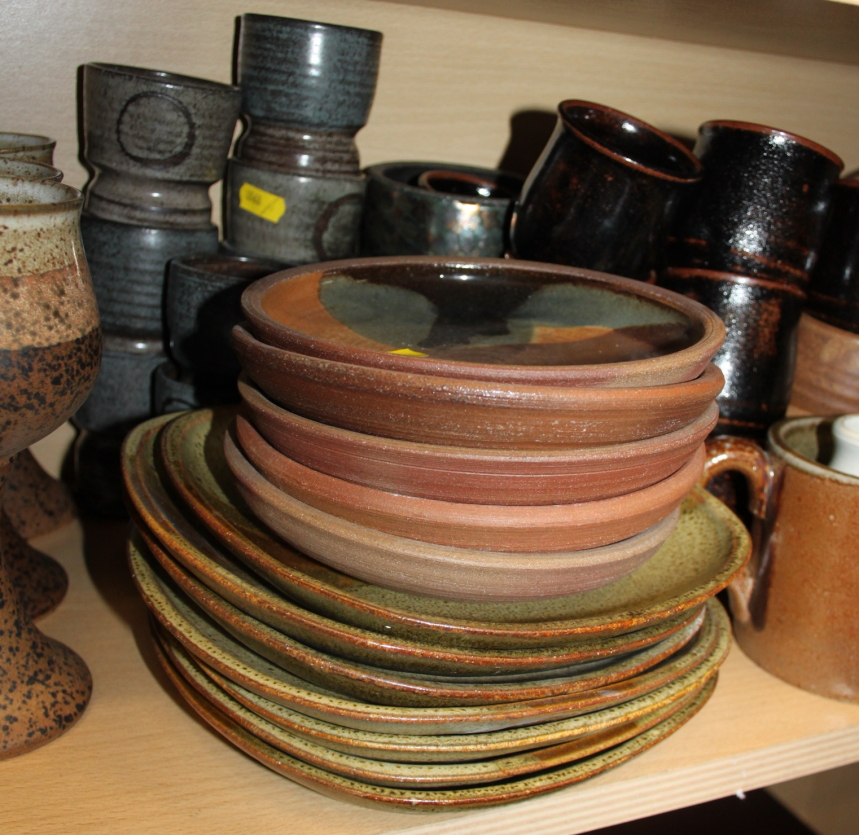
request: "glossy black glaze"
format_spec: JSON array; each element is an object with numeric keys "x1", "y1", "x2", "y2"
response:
[
  {"x1": 659, "y1": 268, "x2": 806, "y2": 438},
  {"x1": 360, "y1": 162, "x2": 523, "y2": 258},
  {"x1": 509, "y1": 101, "x2": 702, "y2": 280},
  {"x1": 166, "y1": 253, "x2": 280, "y2": 386},
  {"x1": 807, "y1": 178, "x2": 859, "y2": 333},
  {"x1": 666, "y1": 121, "x2": 843, "y2": 286}
]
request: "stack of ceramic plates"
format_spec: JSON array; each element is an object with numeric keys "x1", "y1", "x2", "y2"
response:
[
  {"x1": 122, "y1": 409, "x2": 748, "y2": 809},
  {"x1": 230, "y1": 255, "x2": 727, "y2": 602}
]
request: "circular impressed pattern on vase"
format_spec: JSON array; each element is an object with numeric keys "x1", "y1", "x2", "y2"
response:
[{"x1": 117, "y1": 92, "x2": 195, "y2": 167}]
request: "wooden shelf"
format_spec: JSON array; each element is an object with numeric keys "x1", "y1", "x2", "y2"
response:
[{"x1": 3, "y1": 517, "x2": 859, "y2": 835}]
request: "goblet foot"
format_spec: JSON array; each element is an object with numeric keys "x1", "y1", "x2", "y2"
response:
[
  {"x1": 1, "y1": 510, "x2": 68, "y2": 619},
  {"x1": 3, "y1": 449, "x2": 76, "y2": 540}
]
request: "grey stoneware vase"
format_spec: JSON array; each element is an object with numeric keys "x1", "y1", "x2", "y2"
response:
[
  {"x1": 165, "y1": 253, "x2": 280, "y2": 395},
  {"x1": 0, "y1": 132, "x2": 55, "y2": 165},
  {"x1": 80, "y1": 213, "x2": 219, "y2": 337},
  {"x1": 81, "y1": 63, "x2": 241, "y2": 229},
  {"x1": 360, "y1": 162, "x2": 523, "y2": 257},
  {"x1": 225, "y1": 13, "x2": 382, "y2": 264},
  {"x1": 0, "y1": 178, "x2": 101, "y2": 759}
]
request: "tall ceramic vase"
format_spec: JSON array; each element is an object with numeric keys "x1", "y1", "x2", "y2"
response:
[{"x1": 0, "y1": 178, "x2": 101, "y2": 759}]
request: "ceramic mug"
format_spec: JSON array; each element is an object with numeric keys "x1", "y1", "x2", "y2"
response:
[
  {"x1": 666, "y1": 120, "x2": 843, "y2": 286},
  {"x1": 509, "y1": 100, "x2": 703, "y2": 280},
  {"x1": 704, "y1": 418, "x2": 859, "y2": 702}
]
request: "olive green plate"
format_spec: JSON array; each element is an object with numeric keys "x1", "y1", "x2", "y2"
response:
[
  {"x1": 130, "y1": 533, "x2": 705, "y2": 708},
  {"x1": 157, "y1": 635, "x2": 716, "y2": 810},
  {"x1": 157, "y1": 615, "x2": 728, "y2": 763},
  {"x1": 136, "y1": 409, "x2": 749, "y2": 649},
  {"x1": 128, "y1": 527, "x2": 727, "y2": 734},
  {"x1": 155, "y1": 624, "x2": 713, "y2": 789}
]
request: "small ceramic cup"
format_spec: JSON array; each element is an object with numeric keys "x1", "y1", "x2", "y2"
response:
[
  {"x1": 0, "y1": 158, "x2": 62, "y2": 183},
  {"x1": 166, "y1": 253, "x2": 281, "y2": 385},
  {"x1": 360, "y1": 162, "x2": 522, "y2": 257},
  {"x1": 509, "y1": 100, "x2": 703, "y2": 280},
  {"x1": 0, "y1": 132, "x2": 55, "y2": 164},
  {"x1": 235, "y1": 14, "x2": 382, "y2": 175},
  {"x1": 704, "y1": 418, "x2": 859, "y2": 702},
  {"x1": 659, "y1": 267, "x2": 805, "y2": 438},
  {"x1": 81, "y1": 213, "x2": 219, "y2": 337},
  {"x1": 81, "y1": 63, "x2": 241, "y2": 228},
  {"x1": 666, "y1": 121, "x2": 843, "y2": 286},
  {"x1": 807, "y1": 177, "x2": 859, "y2": 331}
]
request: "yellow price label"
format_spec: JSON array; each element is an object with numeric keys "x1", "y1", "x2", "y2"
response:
[
  {"x1": 388, "y1": 348, "x2": 427, "y2": 357},
  {"x1": 238, "y1": 182, "x2": 286, "y2": 223}
]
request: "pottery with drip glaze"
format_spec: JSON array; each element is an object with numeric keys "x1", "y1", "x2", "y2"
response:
[{"x1": 509, "y1": 101, "x2": 703, "y2": 280}]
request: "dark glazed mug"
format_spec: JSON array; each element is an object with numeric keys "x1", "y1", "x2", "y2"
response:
[
  {"x1": 666, "y1": 120, "x2": 843, "y2": 286},
  {"x1": 81, "y1": 63, "x2": 241, "y2": 228},
  {"x1": 360, "y1": 162, "x2": 522, "y2": 257},
  {"x1": 807, "y1": 177, "x2": 859, "y2": 332},
  {"x1": 509, "y1": 100, "x2": 703, "y2": 280},
  {"x1": 703, "y1": 419, "x2": 859, "y2": 702},
  {"x1": 659, "y1": 268, "x2": 805, "y2": 438}
]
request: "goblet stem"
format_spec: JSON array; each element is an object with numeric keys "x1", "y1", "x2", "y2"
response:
[{"x1": 0, "y1": 458, "x2": 92, "y2": 760}]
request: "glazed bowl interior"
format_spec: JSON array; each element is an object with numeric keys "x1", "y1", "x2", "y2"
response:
[
  {"x1": 0, "y1": 179, "x2": 80, "y2": 208},
  {"x1": 0, "y1": 159, "x2": 62, "y2": 182},
  {"x1": 0, "y1": 132, "x2": 53, "y2": 152},
  {"x1": 377, "y1": 163, "x2": 522, "y2": 203},
  {"x1": 244, "y1": 257, "x2": 722, "y2": 386},
  {"x1": 88, "y1": 62, "x2": 237, "y2": 91},
  {"x1": 559, "y1": 102, "x2": 702, "y2": 181},
  {"x1": 173, "y1": 254, "x2": 281, "y2": 282}
]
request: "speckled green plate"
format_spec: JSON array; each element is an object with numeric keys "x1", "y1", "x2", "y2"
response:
[
  {"x1": 130, "y1": 534, "x2": 705, "y2": 708},
  {"x1": 143, "y1": 409, "x2": 749, "y2": 649},
  {"x1": 156, "y1": 631, "x2": 716, "y2": 810},
  {"x1": 155, "y1": 611, "x2": 728, "y2": 763},
  {"x1": 129, "y1": 527, "x2": 726, "y2": 734},
  {"x1": 154, "y1": 624, "x2": 713, "y2": 788}
]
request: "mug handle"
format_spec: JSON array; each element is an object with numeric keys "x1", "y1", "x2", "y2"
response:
[{"x1": 700, "y1": 436, "x2": 776, "y2": 625}]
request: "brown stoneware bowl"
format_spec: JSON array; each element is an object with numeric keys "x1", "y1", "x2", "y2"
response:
[
  {"x1": 224, "y1": 426, "x2": 680, "y2": 602},
  {"x1": 234, "y1": 413, "x2": 704, "y2": 552},
  {"x1": 790, "y1": 312, "x2": 859, "y2": 415},
  {"x1": 233, "y1": 324, "x2": 723, "y2": 449},
  {"x1": 238, "y1": 376, "x2": 718, "y2": 505},
  {"x1": 241, "y1": 257, "x2": 724, "y2": 388}
]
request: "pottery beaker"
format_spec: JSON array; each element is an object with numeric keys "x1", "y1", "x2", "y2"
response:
[
  {"x1": 509, "y1": 100, "x2": 703, "y2": 280},
  {"x1": 81, "y1": 63, "x2": 241, "y2": 228},
  {"x1": 704, "y1": 418, "x2": 859, "y2": 702},
  {"x1": 0, "y1": 132, "x2": 55, "y2": 165},
  {"x1": 666, "y1": 121, "x2": 843, "y2": 286},
  {"x1": 0, "y1": 158, "x2": 62, "y2": 183}
]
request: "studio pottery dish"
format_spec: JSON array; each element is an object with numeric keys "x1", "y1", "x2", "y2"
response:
[
  {"x1": 241, "y1": 256, "x2": 725, "y2": 388},
  {"x1": 141, "y1": 409, "x2": 750, "y2": 647},
  {"x1": 233, "y1": 324, "x2": 723, "y2": 449},
  {"x1": 239, "y1": 376, "x2": 718, "y2": 505}
]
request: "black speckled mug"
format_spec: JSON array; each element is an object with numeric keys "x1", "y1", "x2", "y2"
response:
[
  {"x1": 510, "y1": 100, "x2": 703, "y2": 280},
  {"x1": 81, "y1": 63, "x2": 241, "y2": 228},
  {"x1": 666, "y1": 120, "x2": 843, "y2": 286}
]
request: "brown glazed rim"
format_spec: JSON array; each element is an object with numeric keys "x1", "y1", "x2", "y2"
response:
[
  {"x1": 699, "y1": 120, "x2": 844, "y2": 169},
  {"x1": 558, "y1": 100, "x2": 703, "y2": 183},
  {"x1": 243, "y1": 255, "x2": 726, "y2": 387},
  {"x1": 839, "y1": 176, "x2": 859, "y2": 189},
  {"x1": 367, "y1": 163, "x2": 522, "y2": 206},
  {"x1": 242, "y1": 12, "x2": 383, "y2": 40},
  {"x1": 0, "y1": 132, "x2": 55, "y2": 153},
  {"x1": 87, "y1": 62, "x2": 240, "y2": 93},
  {"x1": 0, "y1": 180, "x2": 81, "y2": 214},
  {"x1": 0, "y1": 160, "x2": 62, "y2": 181},
  {"x1": 769, "y1": 416, "x2": 859, "y2": 486},
  {"x1": 661, "y1": 267, "x2": 808, "y2": 299}
]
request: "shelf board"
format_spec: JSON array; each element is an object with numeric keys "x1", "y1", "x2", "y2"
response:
[
  {"x1": 382, "y1": 0, "x2": 859, "y2": 66},
  {"x1": 3, "y1": 517, "x2": 859, "y2": 834}
]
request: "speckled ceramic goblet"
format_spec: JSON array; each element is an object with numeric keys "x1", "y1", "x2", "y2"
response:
[
  {"x1": 0, "y1": 179, "x2": 100, "y2": 759},
  {"x1": 0, "y1": 132, "x2": 56, "y2": 165},
  {"x1": 81, "y1": 63, "x2": 241, "y2": 228},
  {"x1": 0, "y1": 158, "x2": 62, "y2": 183}
]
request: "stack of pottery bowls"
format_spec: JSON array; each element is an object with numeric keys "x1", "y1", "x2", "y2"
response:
[
  {"x1": 360, "y1": 162, "x2": 522, "y2": 257},
  {"x1": 229, "y1": 255, "x2": 726, "y2": 600},
  {"x1": 156, "y1": 254, "x2": 281, "y2": 413},
  {"x1": 72, "y1": 62, "x2": 241, "y2": 513},
  {"x1": 122, "y1": 402, "x2": 749, "y2": 808},
  {"x1": 223, "y1": 14, "x2": 382, "y2": 264},
  {"x1": 659, "y1": 121, "x2": 844, "y2": 438},
  {"x1": 791, "y1": 177, "x2": 859, "y2": 415}
]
